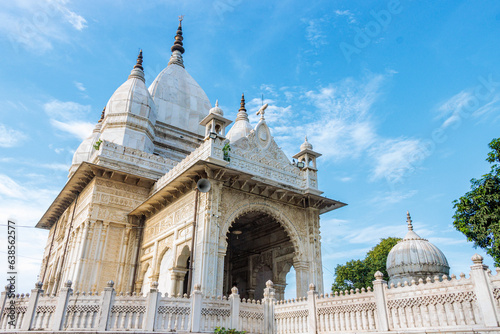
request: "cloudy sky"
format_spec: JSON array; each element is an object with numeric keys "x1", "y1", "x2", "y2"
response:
[{"x1": 0, "y1": 0, "x2": 499, "y2": 296}]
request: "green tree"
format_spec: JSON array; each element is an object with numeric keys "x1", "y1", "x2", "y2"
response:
[
  {"x1": 453, "y1": 138, "x2": 500, "y2": 265},
  {"x1": 332, "y1": 237, "x2": 401, "y2": 291}
]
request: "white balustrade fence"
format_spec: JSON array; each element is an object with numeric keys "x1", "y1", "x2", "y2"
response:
[{"x1": 1, "y1": 255, "x2": 500, "y2": 333}]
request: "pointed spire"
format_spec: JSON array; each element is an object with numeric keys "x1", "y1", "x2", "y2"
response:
[
  {"x1": 171, "y1": 16, "x2": 185, "y2": 54},
  {"x1": 128, "y1": 50, "x2": 145, "y2": 82},
  {"x1": 235, "y1": 93, "x2": 250, "y2": 122},
  {"x1": 168, "y1": 16, "x2": 185, "y2": 68},
  {"x1": 239, "y1": 93, "x2": 246, "y2": 112},
  {"x1": 406, "y1": 211, "x2": 413, "y2": 231},
  {"x1": 215, "y1": 100, "x2": 219, "y2": 107},
  {"x1": 134, "y1": 49, "x2": 143, "y2": 71}
]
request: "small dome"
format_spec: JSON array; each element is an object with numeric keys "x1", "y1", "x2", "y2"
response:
[
  {"x1": 104, "y1": 66, "x2": 157, "y2": 121},
  {"x1": 386, "y1": 212, "x2": 450, "y2": 285},
  {"x1": 70, "y1": 122, "x2": 102, "y2": 174},
  {"x1": 210, "y1": 100, "x2": 223, "y2": 116},
  {"x1": 227, "y1": 94, "x2": 253, "y2": 143},
  {"x1": 300, "y1": 136, "x2": 313, "y2": 151}
]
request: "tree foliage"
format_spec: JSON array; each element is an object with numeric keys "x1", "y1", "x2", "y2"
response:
[
  {"x1": 331, "y1": 237, "x2": 401, "y2": 291},
  {"x1": 453, "y1": 138, "x2": 500, "y2": 265}
]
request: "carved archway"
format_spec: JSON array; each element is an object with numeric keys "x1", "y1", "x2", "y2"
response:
[
  {"x1": 221, "y1": 205, "x2": 301, "y2": 299},
  {"x1": 219, "y1": 202, "x2": 305, "y2": 259}
]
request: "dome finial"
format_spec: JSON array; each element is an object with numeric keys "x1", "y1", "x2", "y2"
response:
[
  {"x1": 128, "y1": 50, "x2": 145, "y2": 82},
  {"x1": 171, "y1": 16, "x2": 185, "y2": 54},
  {"x1": 407, "y1": 211, "x2": 413, "y2": 231},
  {"x1": 168, "y1": 17, "x2": 185, "y2": 67},
  {"x1": 134, "y1": 49, "x2": 143, "y2": 70},
  {"x1": 239, "y1": 93, "x2": 246, "y2": 112}
]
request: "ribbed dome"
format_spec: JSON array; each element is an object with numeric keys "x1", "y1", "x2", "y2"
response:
[
  {"x1": 100, "y1": 50, "x2": 157, "y2": 153},
  {"x1": 386, "y1": 212, "x2": 450, "y2": 285},
  {"x1": 148, "y1": 64, "x2": 210, "y2": 136},
  {"x1": 104, "y1": 69, "x2": 157, "y2": 121}
]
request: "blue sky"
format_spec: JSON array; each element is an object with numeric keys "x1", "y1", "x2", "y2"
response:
[{"x1": 0, "y1": 0, "x2": 499, "y2": 296}]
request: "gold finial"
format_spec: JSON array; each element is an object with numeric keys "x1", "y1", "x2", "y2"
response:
[
  {"x1": 239, "y1": 93, "x2": 246, "y2": 112},
  {"x1": 133, "y1": 49, "x2": 143, "y2": 71},
  {"x1": 406, "y1": 211, "x2": 413, "y2": 231}
]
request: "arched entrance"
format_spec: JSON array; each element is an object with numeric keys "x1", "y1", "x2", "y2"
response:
[{"x1": 223, "y1": 211, "x2": 296, "y2": 300}]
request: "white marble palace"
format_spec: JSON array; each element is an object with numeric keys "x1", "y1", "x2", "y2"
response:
[
  {"x1": 35, "y1": 18, "x2": 344, "y2": 301},
  {"x1": 2, "y1": 18, "x2": 500, "y2": 334}
]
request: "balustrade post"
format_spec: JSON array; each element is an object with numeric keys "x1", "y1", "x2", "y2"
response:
[
  {"x1": 190, "y1": 284, "x2": 203, "y2": 332},
  {"x1": 143, "y1": 281, "x2": 159, "y2": 331},
  {"x1": 469, "y1": 254, "x2": 499, "y2": 326},
  {"x1": 263, "y1": 280, "x2": 276, "y2": 334},
  {"x1": 307, "y1": 283, "x2": 318, "y2": 334},
  {"x1": 372, "y1": 271, "x2": 389, "y2": 331},
  {"x1": 229, "y1": 286, "x2": 241, "y2": 330},
  {"x1": 20, "y1": 282, "x2": 43, "y2": 330},
  {"x1": 98, "y1": 280, "x2": 116, "y2": 331},
  {"x1": 51, "y1": 280, "x2": 72, "y2": 331}
]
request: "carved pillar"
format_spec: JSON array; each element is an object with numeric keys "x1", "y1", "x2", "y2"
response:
[
  {"x1": 294, "y1": 260, "x2": 310, "y2": 298},
  {"x1": 116, "y1": 227, "x2": 131, "y2": 292},
  {"x1": 198, "y1": 180, "x2": 223, "y2": 296},
  {"x1": 92, "y1": 221, "x2": 109, "y2": 291},
  {"x1": 274, "y1": 283, "x2": 286, "y2": 300},
  {"x1": 73, "y1": 220, "x2": 90, "y2": 290}
]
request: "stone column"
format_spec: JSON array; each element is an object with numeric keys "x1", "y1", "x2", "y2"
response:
[
  {"x1": 51, "y1": 280, "x2": 72, "y2": 331},
  {"x1": 263, "y1": 280, "x2": 276, "y2": 334},
  {"x1": 294, "y1": 260, "x2": 310, "y2": 298},
  {"x1": 73, "y1": 220, "x2": 90, "y2": 290},
  {"x1": 20, "y1": 282, "x2": 43, "y2": 330},
  {"x1": 372, "y1": 271, "x2": 389, "y2": 331},
  {"x1": 469, "y1": 254, "x2": 499, "y2": 326},
  {"x1": 229, "y1": 286, "x2": 241, "y2": 330}
]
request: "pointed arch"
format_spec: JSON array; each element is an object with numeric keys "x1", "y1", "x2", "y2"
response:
[{"x1": 219, "y1": 202, "x2": 304, "y2": 259}]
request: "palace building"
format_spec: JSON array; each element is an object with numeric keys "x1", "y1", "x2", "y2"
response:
[{"x1": 35, "y1": 18, "x2": 346, "y2": 301}]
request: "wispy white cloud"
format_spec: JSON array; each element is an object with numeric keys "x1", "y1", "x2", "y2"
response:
[
  {"x1": 0, "y1": 123, "x2": 28, "y2": 147},
  {"x1": 74, "y1": 81, "x2": 86, "y2": 92},
  {"x1": 250, "y1": 72, "x2": 427, "y2": 183},
  {"x1": 370, "y1": 138, "x2": 425, "y2": 182},
  {"x1": 303, "y1": 18, "x2": 328, "y2": 49},
  {"x1": 369, "y1": 189, "x2": 418, "y2": 206},
  {"x1": 44, "y1": 100, "x2": 94, "y2": 140},
  {"x1": 436, "y1": 86, "x2": 500, "y2": 130},
  {"x1": 334, "y1": 9, "x2": 356, "y2": 24},
  {"x1": 0, "y1": 0, "x2": 87, "y2": 53}
]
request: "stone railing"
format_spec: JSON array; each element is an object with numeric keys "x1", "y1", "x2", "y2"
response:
[{"x1": 1, "y1": 255, "x2": 500, "y2": 333}]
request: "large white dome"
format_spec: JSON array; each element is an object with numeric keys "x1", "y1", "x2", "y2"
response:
[
  {"x1": 148, "y1": 64, "x2": 210, "y2": 136},
  {"x1": 148, "y1": 20, "x2": 210, "y2": 136},
  {"x1": 386, "y1": 212, "x2": 450, "y2": 285}
]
